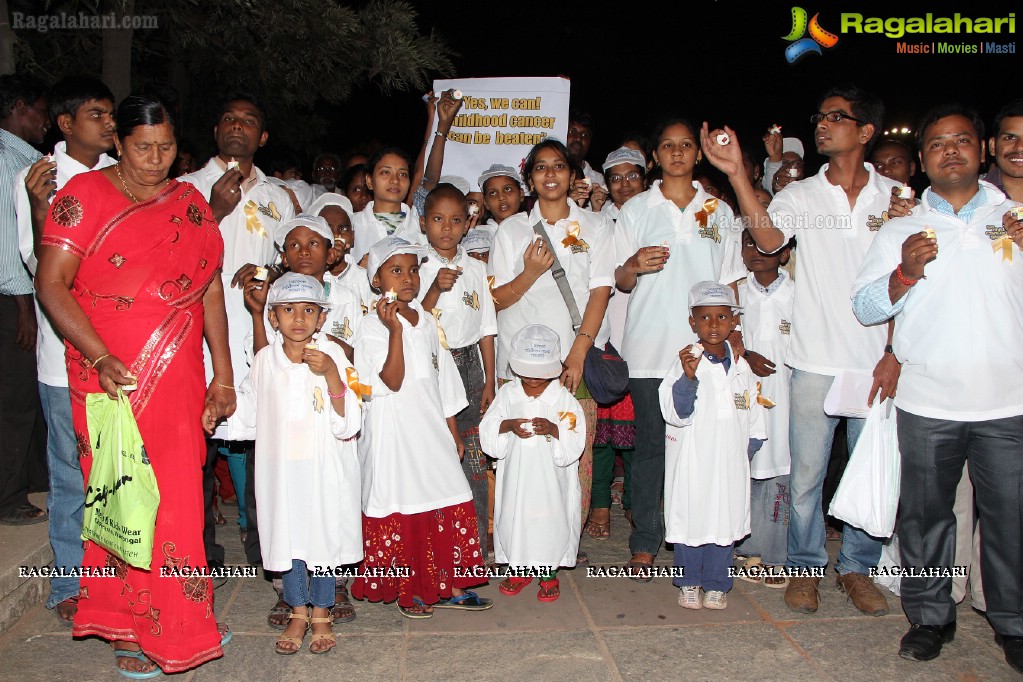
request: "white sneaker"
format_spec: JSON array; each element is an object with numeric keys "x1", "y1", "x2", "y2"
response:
[
  {"x1": 703, "y1": 590, "x2": 728, "y2": 609},
  {"x1": 678, "y1": 586, "x2": 702, "y2": 609}
]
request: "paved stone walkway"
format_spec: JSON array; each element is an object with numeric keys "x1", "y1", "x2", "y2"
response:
[{"x1": 0, "y1": 503, "x2": 1014, "y2": 680}]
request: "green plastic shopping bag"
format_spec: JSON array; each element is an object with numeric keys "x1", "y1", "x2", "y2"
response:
[{"x1": 82, "y1": 390, "x2": 160, "y2": 570}]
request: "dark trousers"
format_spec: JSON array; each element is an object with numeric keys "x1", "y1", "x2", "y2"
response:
[
  {"x1": 203, "y1": 440, "x2": 225, "y2": 565},
  {"x1": 628, "y1": 378, "x2": 665, "y2": 556},
  {"x1": 0, "y1": 295, "x2": 43, "y2": 515},
  {"x1": 243, "y1": 446, "x2": 261, "y2": 566},
  {"x1": 897, "y1": 409, "x2": 1023, "y2": 635}
]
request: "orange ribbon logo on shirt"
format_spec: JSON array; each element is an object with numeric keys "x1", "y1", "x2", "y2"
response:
[
  {"x1": 561, "y1": 222, "x2": 582, "y2": 248},
  {"x1": 756, "y1": 381, "x2": 776, "y2": 409},
  {"x1": 431, "y1": 308, "x2": 451, "y2": 350},
  {"x1": 243, "y1": 200, "x2": 267, "y2": 238},
  {"x1": 558, "y1": 411, "x2": 578, "y2": 432},
  {"x1": 345, "y1": 367, "x2": 371, "y2": 401},
  {"x1": 694, "y1": 198, "x2": 719, "y2": 229}
]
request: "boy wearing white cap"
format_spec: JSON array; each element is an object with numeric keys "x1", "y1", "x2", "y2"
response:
[
  {"x1": 477, "y1": 164, "x2": 524, "y2": 237},
  {"x1": 307, "y1": 193, "x2": 375, "y2": 318},
  {"x1": 245, "y1": 214, "x2": 362, "y2": 362},
  {"x1": 351, "y1": 236, "x2": 491, "y2": 617},
  {"x1": 480, "y1": 324, "x2": 586, "y2": 602},
  {"x1": 418, "y1": 185, "x2": 498, "y2": 558},
  {"x1": 228, "y1": 273, "x2": 363, "y2": 655},
  {"x1": 659, "y1": 282, "x2": 766, "y2": 610}
]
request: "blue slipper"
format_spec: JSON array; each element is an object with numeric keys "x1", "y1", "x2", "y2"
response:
[
  {"x1": 220, "y1": 628, "x2": 233, "y2": 647},
  {"x1": 114, "y1": 649, "x2": 161, "y2": 679},
  {"x1": 433, "y1": 591, "x2": 494, "y2": 611}
]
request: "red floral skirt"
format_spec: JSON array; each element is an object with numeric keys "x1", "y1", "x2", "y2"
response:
[{"x1": 352, "y1": 500, "x2": 486, "y2": 607}]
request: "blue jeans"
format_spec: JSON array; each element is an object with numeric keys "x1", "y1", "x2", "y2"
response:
[
  {"x1": 739, "y1": 475, "x2": 790, "y2": 567},
  {"x1": 39, "y1": 383, "x2": 83, "y2": 608},
  {"x1": 217, "y1": 445, "x2": 248, "y2": 529},
  {"x1": 281, "y1": 559, "x2": 335, "y2": 609},
  {"x1": 786, "y1": 369, "x2": 881, "y2": 575},
  {"x1": 673, "y1": 542, "x2": 734, "y2": 592}
]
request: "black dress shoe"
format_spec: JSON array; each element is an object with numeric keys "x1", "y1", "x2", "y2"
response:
[
  {"x1": 899, "y1": 622, "x2": 956, "y2": 661},
  {"x1": 995, "y1": 634, "x2": 1023, "y2": 674}
]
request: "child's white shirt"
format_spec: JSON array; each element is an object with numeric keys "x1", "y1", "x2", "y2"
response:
[
  {"x1": 658, "y1": 349, "x2": 766, "y2": 546},
  {"x1": 354, "y1": 299, "x2": 471, "y2": 517},
  {"x1": 328, "y1": 254, "x2": 375, "y2": 316},
  {"x1": 230, "y1": 339, "x2": 363, "y2": 571},
  {"x1": 479, "y1": 379, "x2": 585, "y2": 568},
  {"x1": 417, "y1": 245, "x2": 497, "y2": 350},
  {"x1": 738, "y1": 272, "x2": 794, "y2": 478}
]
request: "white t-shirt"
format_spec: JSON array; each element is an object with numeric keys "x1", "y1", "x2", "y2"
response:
[
  {"x1": 489, "y1": 200, "x2": 614, "y2": 380},
  {"x1": 329, "y1": 255, "x2": 375, "y2": 316},
  {"x1": 768, "y1": 162, "x2": 897, "y2": 375},
  {"x1": 659, "y1": 349, "x2": 766, "y2": 545},
  {"x1": 351, "y1": 201, "x2": 423, "y2": 264},
  {"x1": 613, "y1": 181, "x2": 742, "y2": 378},
  {"x1": 417, "y1": 245, "x2": 497, "y2": 350},
  {"x1": 15, "y1": 143, "x2": 116, "y2": 386},
  {"x1": 354, "y1": 299, "x2": 470, "y2": 517},
  {"x1": 738, "y1": 274, "x2": 794, "y2": 478},
  {"x1": 852, "y1": 184, "x2": 1023, "y2": 421},
  {"x1": 479, "y1": 378, "x2": 585, "y2": 568},
  {"x1": 230, "y1": 339, "x2": 363, "y2": 570},
  {"x1": 180, "y1": 158, "x2": 295, "y2": 439}
]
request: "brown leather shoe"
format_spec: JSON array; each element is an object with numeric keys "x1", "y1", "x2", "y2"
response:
[
  {"x1": 837, "y1": 572, "x2": 889, "y2": 616},
  {"x1": 784, "y1": 576, "x2": 821, "y2": 613}
]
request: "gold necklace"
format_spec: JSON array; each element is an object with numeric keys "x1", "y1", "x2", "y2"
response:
[
  {"x1": 116, "y1": 162, "x2": 139, "y2": 203},
  {"x1": 116, "y1": 162, "x2": 168, "y2": 203}
]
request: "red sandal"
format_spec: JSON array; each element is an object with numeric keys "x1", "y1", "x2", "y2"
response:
[
  {"x1": 498, "y1": 576, "x2": 533, "y2": 596},
  {"x1": 537, "y1": 578, "x2": 560, "y2": 602}
]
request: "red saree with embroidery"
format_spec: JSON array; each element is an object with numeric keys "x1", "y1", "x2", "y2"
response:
[{"x1": 41, "y1": 172, "x2": 224, "y2": 673}]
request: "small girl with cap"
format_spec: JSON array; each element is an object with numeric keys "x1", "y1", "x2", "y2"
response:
[
  {"x1": 658, "y1": 281, "x2": 766, "y2": 610},
  {"x1": 480, "y1": 324, "x2": 586, "y2": 602},
  {"x1": 351, "y1": 236, "x2": 492, "y2": 618},
  {"x1": 477, "y1": 163, "x2": 525, "y2": 237},
  {"x1": 228, "y1": 273, "x2": 363, "y2": 655}
]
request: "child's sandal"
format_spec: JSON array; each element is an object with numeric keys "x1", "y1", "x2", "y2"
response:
[
  {"x1": 537, "y1": 578, "x2": 560, "y2": 602},
  {"x1": 308, "y1": 617, "x2": 336, "y2": 654},
  {"x1": 498, "y1": 576, "x2": 533, "y2": 596},
  {"x1": 274, "y1": 610, "x2": 309, "y2": 655}
]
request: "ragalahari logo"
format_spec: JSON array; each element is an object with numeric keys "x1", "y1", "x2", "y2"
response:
[{"x1": 783, "y1": 7, "x2": 839, "y2": 63}]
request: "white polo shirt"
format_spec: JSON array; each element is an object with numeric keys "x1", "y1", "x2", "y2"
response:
[
  {"x1": 768, "y1": 162, "x2": 897, "y2": 375},
  {"x1": 15, "y1": 143, "x2": 116, "y2": 387},
  {"x1": 852, "y1": 184, "x2": 1023, "y2": 421},
  {"x1": 417, "y1": 245, "x2": 497, "y2": 350},
  {"x1": 351, "y1": 201, "x2": 423, "y2": 264},
  {"x1": 613, "y1": 181, "x2": 741, "y2": 379},
  {"x1": 180, "y1": 158, "x2": 295, "y2": 439},
  {"x1": 489, "y1": 200, "x2": 614, "y2": 380}
]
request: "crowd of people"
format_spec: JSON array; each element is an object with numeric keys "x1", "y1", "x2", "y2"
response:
[{"x1": 0, "y1": 72, "x2": 1021, "y2": 677}]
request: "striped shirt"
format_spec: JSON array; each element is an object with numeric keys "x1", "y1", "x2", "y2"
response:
[{"x1": 0, "y1": 128, "x2": 41, "y2": 295}]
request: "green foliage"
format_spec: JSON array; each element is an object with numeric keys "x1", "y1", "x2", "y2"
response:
[{"x1": 9, "y1": 0, "x2": 453, "y2": 150}]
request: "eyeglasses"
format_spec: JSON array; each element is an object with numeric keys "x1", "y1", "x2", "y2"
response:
[
  {"x1": 607, "y1": 172, "x2": 643, "y2": 183},
  {"x1": 811, "y1": 111, "x2": 865, "y2": 125}
]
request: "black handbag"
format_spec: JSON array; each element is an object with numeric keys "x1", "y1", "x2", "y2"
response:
[{"x1": 531, "y1": 222, "x2": 630, "y2": 404}]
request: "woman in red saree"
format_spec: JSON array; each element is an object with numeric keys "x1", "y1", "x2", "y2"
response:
[{"x1": 36, "y1": 95, "x2": 235, "y2": 677}]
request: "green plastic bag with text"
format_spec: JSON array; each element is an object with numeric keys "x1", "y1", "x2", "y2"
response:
[{"x1": 81, "y1": 390, "x2": 160, "y2": 570}]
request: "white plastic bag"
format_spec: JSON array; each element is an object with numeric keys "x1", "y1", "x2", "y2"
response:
[
  {"x1": 873, "y1": 533, "x2": 902, "y2": 596},
  {"x1": 828, "y1": 398, "x2": 900, "y2": 538}
]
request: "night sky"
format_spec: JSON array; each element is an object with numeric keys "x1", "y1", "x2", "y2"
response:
[{"x1": 325, "y1": 0, "x2": 1018, "y2": 173}]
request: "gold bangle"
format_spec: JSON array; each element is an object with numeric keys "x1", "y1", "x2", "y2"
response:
[
  {"x1": 90, "y1": 353, "x2": 111, "y2": 369},
  {"x1": 508, "y1": 284, "x2": 523, "y2": 298},
  {"x1": 216, "y1": 382, "x2": 235, "y2": 391},
  {"x1": 577, "y1": 331, "x2": 595, "y2": 343}
]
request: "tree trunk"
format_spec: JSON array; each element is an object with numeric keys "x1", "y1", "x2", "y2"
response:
[
  {"x1": 102, "y1": 0, "x2": 135, "y2": 102},
  {"x1": 0, "y1": 0, "x2": 16, "y2": 75}
]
